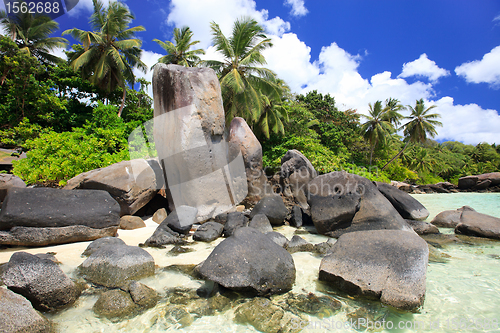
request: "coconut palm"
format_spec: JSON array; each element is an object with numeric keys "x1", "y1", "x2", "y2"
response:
[
  {"x1": 0, "y1": 8, "x2": 67, "y2": 64},
  {"x1": 361, "y1": 101, "x2": 394, "y2": 165},
  {"x1": 152, "y1": 26, "x2": 205, "y2": 68},
  {"x1": 203, "y1": 17, "x2": 283, "y2": 124},
  {"x1": 381, "y1": 98, "x2": 442, "y2": 171},
  {"x1": 63, "y1": 0, "x2": 147, "y2": 117},
  {"x1": 382, "y1": 97, "x2": 405, "y2": 127}
]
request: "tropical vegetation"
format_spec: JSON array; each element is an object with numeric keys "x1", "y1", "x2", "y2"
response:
[{"x1": 0, "y1": 10, "x2": 498, "y2": 187}]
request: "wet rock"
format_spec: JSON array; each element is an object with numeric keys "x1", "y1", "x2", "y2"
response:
[
  {"x1": 193, "y1": 221, "x2": 223, "y2": 242},
  {"x1": 280, "y1": 149, "x2": 317, "y2": 210},
  {"x1": 420, "y1": 233, "x2": 462, "y2": 248},
  {"x1": 164, "y1": 305, "x2": 194, "y2": 328},
  {"x1": 248, "y1": 214, "x2": 273, "y2": 233},
  {"x1": 287, "y1": 235, "x2": 314, "y2": 253},
  {"x1": 405, "y1": 219, "x2": 440, "y2": 235},
  {"x1": 249, "y1": 195, "x2": 288, "y2": 226},
  {"x1": 122, "y1": 281, "x2": 159, "y2": 309},
  {"x1": 234, "y1": 297, "x2": 301, "y2": 333},
  {"x1": 228, "y1": 117, "x2": 271, "y2": 200},
  {"x1": 430, "y1": 206, "x2": 474, "y2": 228},
  {"x1": 167, "y1": 246, "x2": 194, "y2": 256},
  {"x1": 307, "y1": 171, "x2": 412, "y2": 237},
  {"x1": 285, "y1": 292, "x2": 341, "y2": 317},
  {"x1": 428, "y1": 244, "x2": 451, "y2": 263},
  {"x1": 152, "y1": 208, "x2": 167, "y2": 224},
  {"x1": 223, "y1": 212, "x2": 249, "y2": 237},
  {"x1": 119, "y1": 215, "x2": 146, "y2": 230},
  {"x1": 455, "y1": 210, "x2": 500, "y2": 240},
  {"x1": 79, "y1": 242, "x2": 155, "y2": 287},
  {"x1": 65, "y1": 158, "x2": 160, "y2": 216},
  {"x1": 313, "y1": 241, "x2": 336, "y2": 255},
  {"x1": 82, "y1": 236, "x2": 125, "y2": 257},
  {"x1": 2, "y1": 252, "x2": 81, "y2": 312},
  {"x1": 0, "y1": 287, "x2": 51, "y2": 333},
  {"x1": 163, "y1": 264, "x2": 202, "y2": 279},
  {"x1": 266, "y1": 232, "x2": 289, "y2": 248},
  {"x1": 93, "y1": 290, "x2": 138, "y2": 320},
  {"x1": 199, "y1": 227, "x2": 296, "y2": 295},
  {"x1": 375, "y1": 182, "x2": 429, "y2": 220},
  {"x1": 289, "y1": 206, "x2": 303, "y2": 228},
  {"x1": 319, "y1": 230, "x2": 428, "y2": 310},
  {"x1": 0, "y1": 174, "x2": 26, "y2": 202}
]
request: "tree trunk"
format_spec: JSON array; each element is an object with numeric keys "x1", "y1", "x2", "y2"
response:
[
  {"x1": 117, "y1": 87, "x2": 126, "y2": 117},
  {"x1": 369, "y1": 146, "x2": 374, "y2": 166},
  {"x1": 381, "y1": 140, "x2": 410, "y2": 171}
]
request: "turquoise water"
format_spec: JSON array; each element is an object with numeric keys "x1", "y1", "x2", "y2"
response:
[{"x1": 2, "y1": 193, "x2": 500, "y2": 332}]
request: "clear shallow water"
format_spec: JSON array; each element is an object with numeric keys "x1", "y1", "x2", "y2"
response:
[{"x1": 1, "y1": 193, "x2": 499, "y2": 332}]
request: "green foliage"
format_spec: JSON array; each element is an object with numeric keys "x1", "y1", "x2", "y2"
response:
[
  {"x1": 12, "y1": 103, "x2": 129, "y2": 185},
  {"x1": 153, "y1": 26, "x2": 205, "y2": 67},
  {"x1": 0, "y1": 118, "x2": 49, "y2": 147}
]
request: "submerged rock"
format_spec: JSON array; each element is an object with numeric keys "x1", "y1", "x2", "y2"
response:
[
  {"x1": 319, "y1": 230, "x2": 428, "y2": 310},
  {"x1": 375, "y1": 182, "x2": 430, "y2": 220},
  {"x1": 93, "y1": 290, "x2": 137, "y2": 320},
  {"x1": 2, "y1": 252, "x2": 81, "y2": 312},
  {"x1": 234, "y1": 297, "x2": 302, "y2": 333},
  {"x1": 405, "y1": 219, "x2": 440, "y2": 235},
  {"x1": 0, "y1": 287, "x2": 51, "y2": 333},
  {"x1": 199, "y1": 227, "x2": 296, "y2": 295}
]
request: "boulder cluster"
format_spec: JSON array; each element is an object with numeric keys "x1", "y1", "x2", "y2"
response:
[{"x1": 1, "y1": 64, "x2": 499, "y2": 332}]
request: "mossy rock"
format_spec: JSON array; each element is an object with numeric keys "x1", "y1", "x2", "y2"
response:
[
  {"x1": 167, "y1": 246, "x2": 194, "y2": 256},
  {"x1": 93, "y1": 290, "x2": 138, "y2": 321},
  {"x1": 285, "y1": 292, "x2": 341, "y2": 318},
  {"x1": 428, "y1": 244, "x2": 451, "y2": 263}
]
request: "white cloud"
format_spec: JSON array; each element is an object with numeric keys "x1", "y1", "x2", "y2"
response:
[
  {"x1": 166, "y1": 0, "x2": 290, "y2": 49},
  {"x1": 434, "y1": 97, "x2": 500, "y2": 144},
  {"x1": 398, "y1": 53, "x2": 450, "y2": 82},
  {"x1": 284, "y1": 0, "x2": 308, "y2": 17},
  {"x1": 455, "y1": 45, "x2": 500, "y2": 88},
  {"x1": 67, "y1": 0, "x2": 113, "y2": 17},
  {"x1": 494, "y1": 14, "x2": 500, "y2": 23},
  {"x1": 132, "y1": 50, "x2": 164, "y2": 99},
  {"x1": 153, "y1": 0, "x2": 500, "y2": 144}
]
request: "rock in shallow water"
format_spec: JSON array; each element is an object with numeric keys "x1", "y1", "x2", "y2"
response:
[
  {"x1": 79, "y1": 242, "x2": 155, "y2": 287},
  {"x1": 192, "y1": 221, "x2": 223, "y2": 242},
  {"x1": 431, "y1": 206, "x2": 474, "y2": 228},
  {"x1": 455, "y1": 210, "x2": 500, "y2": 240},
  {"x1": 319, "y1": 230, "x2": 428, "y2": 310},
  {"x1": 0, "y1": 287, "x2": 51, "y2": 333},
  {"x1": 199, "y1": 227, "x2": 295, "y2": 295},
  {"x1": 2, "y1": 252, "x2": 81, "y2": 312},
  {"x1": 375, "y1": 182, "x2": 430, "y2": 220}
]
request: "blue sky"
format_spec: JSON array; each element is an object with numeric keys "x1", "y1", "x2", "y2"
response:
[{"x1": 3, "y1": 0, "x2": 499, "y2": 144}]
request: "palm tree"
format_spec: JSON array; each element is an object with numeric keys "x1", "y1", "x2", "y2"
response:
[
  {"x1": 255, "y1": 78, "x2": 290, "y2": 139},
  {"x1": 203, "y1": 17, "x2": 283, "y2": 125},
  {"x1": 152, "y1": 26, "x2": 205, "y2": 68},
  {"x1": 381, "y1": 98, "x2": 442, "y2": 171},
  {"x1": 0, "y1": 9, "x2": 67, "y2": 64},
  {"x1": 63, "y1": 0, "x2": 147, "y2": 117},
  {"x1": 382, "y1": 97, "x2": 405, "y2": 127},
  {"x1": 360, "y1": 101, "x2": 394, "y2": 165}
]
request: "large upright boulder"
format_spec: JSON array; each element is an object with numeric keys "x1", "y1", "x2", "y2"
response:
[
  {"x1": 64, "y1": 159, "x2": 161, "y2": 216},
  {"x1": 228, "y1": 117, "x2": 270, "y2": 200},
  {"x1": 152, "y1": 64, "x2": 246, "y2": 222},
  {"x1": 0, "y1": 188, "x2": 120, "y2": 246},
  {"x1": 375, "y1": 182, "x2": 429, "y2": 220},
  {"x1": 0, "y1": 287, "x2": 51, "y2": 333},
  {"x1": 319, "y1": 230, "x2": 429, "y2": 310},
  {"x1": 0, "y1": 174, "x2": 26, "y2": 202},
  {"x1": 306, "y1": 171, "x2": 413, "y2": 237},
  {"x1": 280, "y1": 150, "x2": 317, "y2": 209},
  {"x1": 199, "y1": 227, "x2": 295, "y2": 295},
  {"x1": 2, "y1": 252, "x2": 81, "y2": 312}
]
